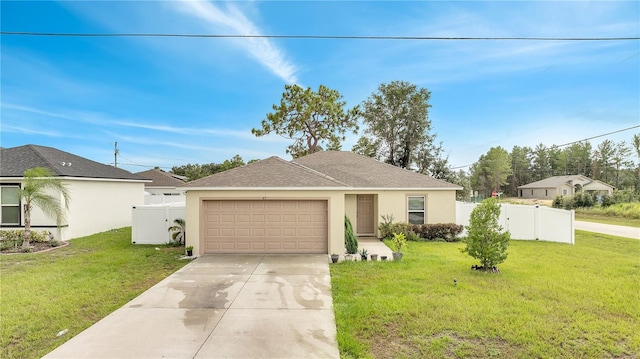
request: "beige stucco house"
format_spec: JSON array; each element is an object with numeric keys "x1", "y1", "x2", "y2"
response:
[
  {"x1": 0, "y1": 145, "x2": 147, "y2": 241},
  {"x1": 518, "y1": 175, "x2": 615, "y2": 200},
  {"x1": 183, "y1": 151, "x2": 461, "y2": 255}
]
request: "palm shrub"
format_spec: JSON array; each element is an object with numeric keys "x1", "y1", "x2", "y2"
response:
[
  {"x1": 167, "y1": 218, "x2": 186, "y2": 245},
  {"x1": 462, "y1": 198, "x2": 510, "y2": 271},
  {"x1": 388, "y1": 232, "x2": 407, "y2": 253},
  {"x1": 19, "y1": 167, "x2": 70, "y2": 250},
  {"x1": 344, "y1": 216, "x2": 358, "y2": 254}
]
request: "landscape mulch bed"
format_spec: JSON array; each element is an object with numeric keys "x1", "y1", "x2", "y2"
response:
[{"x1": 1, "y1": 241, "x2": 69, "y2": 255}]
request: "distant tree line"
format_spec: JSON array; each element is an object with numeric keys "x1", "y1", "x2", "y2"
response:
[
  {"x1": 171, "y1": 155, "x2": 257, "y2": 181},
  {"x1": 468, "y1": 135, "x2": 640, "y2": 197}
]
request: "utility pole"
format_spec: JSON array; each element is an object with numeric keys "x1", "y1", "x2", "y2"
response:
[{"x1": 114, "y1": 142, "x2": 119, "y2": 168}]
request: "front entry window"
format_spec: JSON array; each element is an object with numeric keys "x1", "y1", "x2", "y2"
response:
[{"x1": 408, "y1": 196, "x2": 425, "y2": 225}]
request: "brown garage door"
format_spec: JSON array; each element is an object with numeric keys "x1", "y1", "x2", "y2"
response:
[{"x1": 202, "y1": 200, "x2": 328, "y2": 254}]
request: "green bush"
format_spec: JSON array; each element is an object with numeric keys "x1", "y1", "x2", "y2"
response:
[
  {"x1": 599, "y1": 194, "x2": 614, "y2": 207},
  {"x1": 413, "y1": 223, "x2": 464, "y2": 242},
  {"x1": 378, "y1": 214, "x2": 395, "y2": 239},
  {"x1": 345, "y1": 216, "x2": 358, "y2": 254},
  {"x1": 573, "y1": 192, "x2": 594, "y2": 208},
  {"x1": 388, "y1": 232, "x2": 407, "y2": 253},
  {"x1": 612, "y1": 190, "x2": 640, "y2": 203},
  {"x1": 462, "y1": 198, "x2": 510, "y2": 270},
  {"x1": 0, "y1": 230, "x2": 49, "y2": 243}
]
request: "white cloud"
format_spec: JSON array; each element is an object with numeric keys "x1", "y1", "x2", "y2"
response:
[{"x1": 171, "y1": 1, "x2": 298, "y2": 84}]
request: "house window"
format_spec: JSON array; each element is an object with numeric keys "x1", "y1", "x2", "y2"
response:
[
  {"x1": 562, "y1": 189, "x2": 567, "y2": 195},
  {"x1": 407, "y1": 196, "x2": 425, "y2": 225},
  {"x1": 1, "y1": 185, "x2": 21, "y2": 225},
  {"x1": 545, "y1": 190, "x2": 548, "y2": 197},
  {"x1": 531, "y1": 190, "x2": 533, "y2": 196}
]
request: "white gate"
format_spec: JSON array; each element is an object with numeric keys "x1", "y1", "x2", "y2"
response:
[
  {"x1": 456, "y1": 202, "x2": 574, "y2": 244},
  {"x1": 131, "y1": 204, "x2": 186, "y2": 245}
]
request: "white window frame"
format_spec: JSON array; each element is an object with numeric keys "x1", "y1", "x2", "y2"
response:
[
  {"x1": 407, "y1": 195, "x2": 426, "y2": 225},
  {"x1": 1, "y1": 184, "x2": 21, "y2": 226}
]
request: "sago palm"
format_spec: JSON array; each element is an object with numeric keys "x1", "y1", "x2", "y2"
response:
[
  {"x1": 19, "y1": 167, "x2": 71, "y2": 249},
  {"x1": 167, "y1": 218, "x2": 186, "y2": 245}
]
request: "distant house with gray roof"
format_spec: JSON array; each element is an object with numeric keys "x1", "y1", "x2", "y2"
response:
[
  {"x1": 135, "y1": 168, "x2": 186, "y2": 196},
  {"x1": 0, "y1": 144, "x2": 147, "y2": 241},
  {"x1": 517, "y1": 175, "x2": 615, "y2": 200}
]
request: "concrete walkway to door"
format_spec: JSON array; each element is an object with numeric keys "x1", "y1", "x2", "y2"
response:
[{"x1": 44, "y1": 254, "x2": 339, "y2": 359}]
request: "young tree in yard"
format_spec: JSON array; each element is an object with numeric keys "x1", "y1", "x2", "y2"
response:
[
  {"x1": 355, "y1": 81, "x2": 435, "y2": 169},
  {"x1": 252, "y1": 84, "x2": 359, "y2": 158},
  {"x1": 462, "y1": 198, "x2": 510, "y2": 271},
  {"x1": 19, "y1": 167, "x2": 70, "y2": 250}
]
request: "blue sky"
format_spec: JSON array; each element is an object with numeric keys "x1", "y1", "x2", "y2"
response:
[{"x1": 2, "y1": 1, "x2": 639, "y2": 174}]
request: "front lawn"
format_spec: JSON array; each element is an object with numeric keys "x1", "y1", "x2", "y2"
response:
[
  {"x1": 0, "y1": 227, "x2": 189, "y2": 359},
  {"x1": 331, "y1": 231, "x2": 640, "y2": 358}
]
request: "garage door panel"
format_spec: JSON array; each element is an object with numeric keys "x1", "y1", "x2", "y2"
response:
[{"x1": 203, "y1": 200, "x2": 327, "y2": 254}]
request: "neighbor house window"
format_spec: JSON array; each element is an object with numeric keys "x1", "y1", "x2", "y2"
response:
[
  {"x1": 562, "y1": 189, "x2": 567, "y2": 195},
  {"x1": 1, "y1": 185, "x2": 20, "y2": 225},
  {"x1": 407, "y1": 196, "x2": 425, "y2": 225}
]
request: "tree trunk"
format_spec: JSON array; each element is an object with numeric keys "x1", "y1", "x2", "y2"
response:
[{"x1": 22, "y1": 203, "x2": 31, "y2": 249}]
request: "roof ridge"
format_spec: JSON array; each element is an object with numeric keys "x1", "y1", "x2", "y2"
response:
[
  {"x1": 28, "y1": 144, "x2": 63, "y2": 176},
  {"x1": 288, "y1": 158, "x2": 350, "y2": 187}
]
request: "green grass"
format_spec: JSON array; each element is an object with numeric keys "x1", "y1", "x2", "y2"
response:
[
  {"x1": 575, "y1": 213, "x2": 640, "y2": 228},
  {"x1": 331, "y1": 232, "x2": 640, "y2": 358},
  {"x1": 0, "y1": 227, "x2": 189, "y2": 359}
]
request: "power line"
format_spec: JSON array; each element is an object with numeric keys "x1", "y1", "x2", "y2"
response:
[{"x1": 1, "y1": 31, "x2": 639, "y2": 41}]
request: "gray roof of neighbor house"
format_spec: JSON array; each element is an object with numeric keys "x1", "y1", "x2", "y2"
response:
[
  {"x1": 0, "y1": 144, "x2": 143, "y2": 181},
  {"x1": 183, "y1": 151, "x2": 462, "y2": 190},
  {"x1": 517, "y1": 175, "x2": 614, "y2": 189},
  {"x1": 135, "y1": 169, "x2": 185, "y2": 188}
]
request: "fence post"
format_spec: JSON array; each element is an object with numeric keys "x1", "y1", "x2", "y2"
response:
[{"x1": 533, "y1": 205, "x2": 540, "y2": 241}]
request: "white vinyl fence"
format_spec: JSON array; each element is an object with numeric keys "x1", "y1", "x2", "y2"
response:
[
  {"x1": 131, "y1": 204, "x2": 186, "y2": 245},
  {"x1": 144, "y1": 194, "x2": 186, "y2": 205},
  {"x1": 456, "y1": 202, "x2": 575, "y2": 244}
]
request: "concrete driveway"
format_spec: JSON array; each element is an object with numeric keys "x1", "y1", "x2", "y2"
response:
[{"x1": 44, "y1": 254, "x2": 339, "y2": 359}]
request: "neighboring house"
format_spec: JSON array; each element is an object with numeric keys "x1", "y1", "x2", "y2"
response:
[
  {"x1": 0, "y1": 145, "x2": 147, "y2": 241},
  {"x1": 517, "y1": 175, "x2": 615, "y2": 200},
  {"x1": 183, "y1": 151, "x2": 462, "y2": 255},
  {"x1": 135, "y1": 168, "x2": 186, "y2": 196}
]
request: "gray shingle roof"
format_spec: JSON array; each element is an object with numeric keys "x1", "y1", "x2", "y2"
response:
[
  {"x1": 294, "y1": 151, "x2": 461, "y2": 189},
  {"x1": 135, "y1": 169, "x2": 185, "y2": 187},
  {"x1": 183, "y1": 156, "x2": 348, "y2": 188},
  {"x1": 184, "y1": 151, "x2": 461, "y2": 190},
  {"x1": 518, "y1": 175, "x2": 590, "y2": 189},
  {"x1": 0, "y1": 145, "x2": 143, "y2": 181}
]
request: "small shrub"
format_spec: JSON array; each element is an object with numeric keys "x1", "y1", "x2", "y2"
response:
[
  {"x1": 378, "y1": 214, "x2": 395, "y2": 239},
  {"x1": 552, "y1": 196, "x2": 564, "y2": 209},
  {"x1": 0, "y1": 230, "x2": 47, "y2": 243},
  {"x1": 414, "y1": 223, "x2": 464, "y2": 241},
  {"x1": 599, "y1": 194, "x2": 614, "y2": 207},
  {"x1": 49, "y1": 240, "x2": 61, "y2": 247},
  {"x1": 573, "y1": 192, "x2": 594, "y2": 208},
  {"x1": 388, "y1": 232, "x2": 407, "y2": 253},
  {"x1": 462, "y1": 198, "x2": 510, "y2": 270},
  {"x1": 345, "y1": 216, "x2": 358, "y2": 254}
]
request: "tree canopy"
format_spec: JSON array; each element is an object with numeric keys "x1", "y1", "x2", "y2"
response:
[
  {"x1": 354, "y1": 81, "x2": 436, "y2": 170},
  {"x1": 252, "y1": 84, "x2": 359, "y2": 158},
  {"x1": 470, "y1": 146, "x2": 512, "y2": 196},
  {"x1": 171, "y1": 154, "x2": 248, "y2": 181}
]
